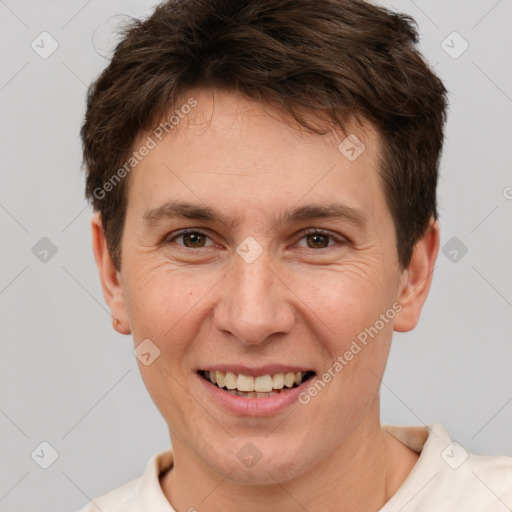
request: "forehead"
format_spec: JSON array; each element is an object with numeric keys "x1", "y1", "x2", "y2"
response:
[{"x1": 126, "y1": 89, "x2": 388, "y2": 226}]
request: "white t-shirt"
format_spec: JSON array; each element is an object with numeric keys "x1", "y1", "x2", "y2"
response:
[{"x1": 77, "y1": 424, "x2": 512, "y2": 511}]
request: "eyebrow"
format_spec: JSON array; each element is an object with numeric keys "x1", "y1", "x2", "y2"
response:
[
  {"x1": 278, "y1": 202, "x2": 367, "y2": 228},
  {"x1": 143, "y1": 201, "x2": 234, "y2": 230},
  {"x1": 142, "y1": 200, "x2": 367, "y2": 231}
]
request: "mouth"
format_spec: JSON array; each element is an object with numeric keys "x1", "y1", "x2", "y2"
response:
[{"x1": 198, "y1": 369, "x2": 316, "y2": 398}]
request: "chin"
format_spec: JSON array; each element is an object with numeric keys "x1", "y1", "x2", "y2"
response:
[{"x1": 208, "y1": 439, "x2": 310, "y2": 486}]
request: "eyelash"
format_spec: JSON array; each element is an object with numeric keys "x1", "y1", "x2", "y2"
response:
[{"x1": 166, "y1": 228, "x2": 344, "y2": 250}]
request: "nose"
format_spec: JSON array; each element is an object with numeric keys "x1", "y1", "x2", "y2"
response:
[{"x1": 213, "y1": 248, "x2": 295, "y2": 346}]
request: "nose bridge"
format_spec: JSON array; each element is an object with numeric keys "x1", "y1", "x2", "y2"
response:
[
  {"x1": 235, "y1": 251, "x2": 274, "y2": 307},
  {"x1": 214, "y1": 246, "x2": 294, "y2": 345}
]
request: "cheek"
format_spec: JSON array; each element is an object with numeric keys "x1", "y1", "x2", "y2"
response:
[
  {"x1": 123, "y1": 264, "x2": 223, "y2": 426},
  {"x1": 291, "y1": 262, "x2": 398, "y2": 350},
  {"x1": 303, "y1": 269, "x2": 397, "y2": 399},
  {"x1": 290, "y1": 264, "x2": 397, "y2": 416},
  {"x1": 124, "y1": 261, "x2": 222, "y2": 359}
]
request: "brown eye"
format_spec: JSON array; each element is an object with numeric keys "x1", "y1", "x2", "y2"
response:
[
  {"x1": 305, "y1": 233, "x2": 330, "y2": 249},
  {"x1": 182, "y1": 232, "x2": 206, "y2": 248},
  {"x1": 297, "y1": 229, "x2": 340, "y2": 250},
  {"x1": 168, "y1": 230, "x2": 213, "y2": 248}
]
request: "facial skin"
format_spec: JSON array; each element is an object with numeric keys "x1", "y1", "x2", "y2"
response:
[{"x1": 92, "y1": 89, "x2": 439, "y2": 511}]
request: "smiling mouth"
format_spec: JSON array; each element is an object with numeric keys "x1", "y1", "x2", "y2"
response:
[{"x1": 198, "y1": 370, "x2": 316, "y2": 398}]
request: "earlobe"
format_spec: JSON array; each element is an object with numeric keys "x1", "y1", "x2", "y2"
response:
[
  {"x1": 394, "y1": 219, "x2": 439, "y2": 333},
  {"x1": 111, "y1": 316, "x2": 131, "y2": 335},
  {"x1": 91, "y1": 213, "x2": 131, "y2": 335}
]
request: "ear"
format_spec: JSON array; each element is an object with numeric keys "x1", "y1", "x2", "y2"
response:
[
  {"x1": 91, "y1": 213, "x2": 131, "y2": 335},
  {"x1": 394, "y1": 218, "x2": 439, "y2": 332}
]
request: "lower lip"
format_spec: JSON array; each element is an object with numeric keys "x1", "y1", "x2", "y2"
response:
[{"x1": 197, "y1": 373, "x2": 312, "y2": 416}]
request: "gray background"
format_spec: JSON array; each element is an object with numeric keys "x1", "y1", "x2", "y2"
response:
[{"x1": 0, "y1": 0, "x2": 511, "y2": 510}]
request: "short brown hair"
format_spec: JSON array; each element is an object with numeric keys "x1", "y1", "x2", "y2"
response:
[{"x1": 81, "y1": 0, "x2": 448, "y2": 269}]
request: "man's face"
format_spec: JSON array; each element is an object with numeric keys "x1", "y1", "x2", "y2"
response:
[{"x1": 117, "y1": 89, "x2": 406, "y2": 483}]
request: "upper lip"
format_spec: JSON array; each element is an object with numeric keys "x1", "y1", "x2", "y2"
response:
[{"x1": 198, "y1": 365, "x2": 315, "y2": 377}]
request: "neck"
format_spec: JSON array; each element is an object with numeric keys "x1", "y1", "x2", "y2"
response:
[{"x1": 160, "y1": 412, "x2": 419, "y2": 512}]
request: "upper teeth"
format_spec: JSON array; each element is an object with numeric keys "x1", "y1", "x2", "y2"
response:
[{"x1": 209, "y1": 370, "x2": 304, "y2": 392}]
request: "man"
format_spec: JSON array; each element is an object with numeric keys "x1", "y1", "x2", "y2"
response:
[{"x1": 79, "y1": 0, "x2": 512, "y2": 510}]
